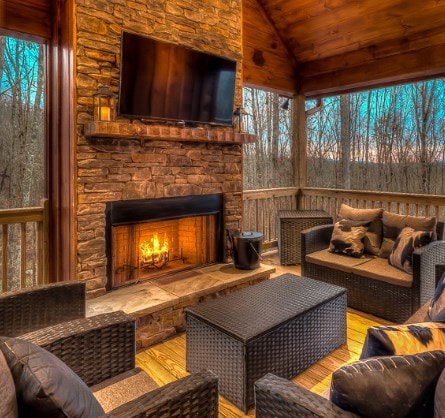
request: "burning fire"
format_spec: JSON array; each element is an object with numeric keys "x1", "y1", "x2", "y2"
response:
[{"x1": 140, "y1": 233, "x2": 169, "y2": 264}]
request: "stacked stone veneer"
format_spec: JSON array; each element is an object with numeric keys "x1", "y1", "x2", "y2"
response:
[{"x1": 75, "y1": 0, "x2": 244, "y2": 297}]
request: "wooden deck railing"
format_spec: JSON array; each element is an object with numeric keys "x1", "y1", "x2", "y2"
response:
[
  {"x1": 243, "y1": 187, "x2": 299, "y2": 246},
  {"x1": 243, "y1": 187, "x2": 445, "y2": 246},
  {"x1": 0, "y1": 199, "x2": 49, "y2": 292}
]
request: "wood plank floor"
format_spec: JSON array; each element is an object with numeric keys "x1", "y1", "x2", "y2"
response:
[{"x1": 136, "y1": 307, "x2": 392, "y2": 417}]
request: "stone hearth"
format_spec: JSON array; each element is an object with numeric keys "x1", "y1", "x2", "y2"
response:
[{"x1": 87, "y1": 263, "x2": 276, "y2": 349}]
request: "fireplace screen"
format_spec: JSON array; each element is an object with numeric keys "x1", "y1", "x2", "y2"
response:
[
  {"x1": 112, "y1": 214, "x2": 219, "y2": 287},
  {"x1": 106, "y1": 194, "x2": 223, "y2": 289}
]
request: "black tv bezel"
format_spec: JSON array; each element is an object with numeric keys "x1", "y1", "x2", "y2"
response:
[{"x1": 117, "y1": 31, "x2": 237, "y2": 127}]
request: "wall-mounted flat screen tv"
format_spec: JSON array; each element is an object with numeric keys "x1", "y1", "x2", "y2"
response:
[{"x1": 118, "y1": 32, "x2": 237, "y2": 126}]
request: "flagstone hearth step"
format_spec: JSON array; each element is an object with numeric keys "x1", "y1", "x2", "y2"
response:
[{"x1": 86, "y1": 263, "x2": 276, "y2": 349}]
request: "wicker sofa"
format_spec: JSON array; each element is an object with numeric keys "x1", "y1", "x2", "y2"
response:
[
  {"x1": 0, "y1": 281, "x2": 219, "y2": 417},
  {"x1": 301, "y1": 218, "x2": 445, "y2": 323}
]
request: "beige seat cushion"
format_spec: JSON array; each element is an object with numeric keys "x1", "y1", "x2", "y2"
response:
[
  {"x1": 91, "y1": 368, "x2": 159, "y2": 413},
  {"x1": 351, "y1": 257, "x2": 412, "y2": 288},
  {"x1": 305, "y1": 249, "x2": 372, "y2": 273}
]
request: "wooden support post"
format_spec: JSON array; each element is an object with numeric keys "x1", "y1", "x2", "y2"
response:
[{"x1": 291, "y1": 94, "x2": 307, "y2": 209}]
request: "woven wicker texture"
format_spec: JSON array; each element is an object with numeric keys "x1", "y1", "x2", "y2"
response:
[
  {"x1": 186, "y1": 274, "x2": 347, "y2": 412},
  {"x1": 255, "y1": 373, "x2": 357, "y2": 418},
  {"x1": 105, "y1": 369, "x2": 219, "y2": 418},
  {"x1": 278, "y1": 210, "x2": 332, "y2": 265},
  {"x1": 0, "y1": 281, "x2": 85, "y2": 336},
  {"x1": 301, "y1": 223, "x2": 445, "y2": 323},
  {"x1": 186, "y1": 274, "x2": 345, "y2": 342},
  {"x1": 20, "y1": 311, "x2": 136, "y2": 386}
]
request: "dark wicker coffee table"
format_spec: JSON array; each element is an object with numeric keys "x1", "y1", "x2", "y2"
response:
[{"x1": 185, "y1": 273, "x2": 347, "y2": 412}]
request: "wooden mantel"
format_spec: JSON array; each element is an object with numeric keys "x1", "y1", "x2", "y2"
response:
[{"x1": 84, "y1": 121, "x2": 256, "y2": 145}]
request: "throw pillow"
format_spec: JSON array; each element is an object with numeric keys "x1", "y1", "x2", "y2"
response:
[
  {"x1": 429, "y1": 271, "x2": 445, "y2": 322},
  {"x1": 388, "y1": 226, "x2": 434, "y2": 274},
  {"x1": 0, "y1": 336, "x2": 104, "y2": 418},
  {"x1": 0, "y1": 350, "x2": 18, "y2": 418},
  {"x1": 330, "y1": 350, "x2": 445, "y2": 418},
  {"x1": 360, "y1": 322, "x2": 445, "y2": 358},
  {"x1": 328, "y1": 219, "x2": 370, "y2": 258},
  {"x1": 338, "y1": 204, "x2": 383, "y2": 255},
  {"x1": 379, "y1": 212, "x2": 436, "y2": 258}
]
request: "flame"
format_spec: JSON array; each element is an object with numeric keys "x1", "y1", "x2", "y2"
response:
[{"x1": 140, "y1": 233, "x2": 168, "y2": 263}]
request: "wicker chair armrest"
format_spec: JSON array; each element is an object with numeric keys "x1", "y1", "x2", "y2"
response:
[
  {"x1": 413, "y1": 240, "x2": 445, "y2": 306},
  {"x1": 255, "y1": 373, "x2": 357, "y2": 418},
  {"x1": 19, "y1": 311, "x2": 135, "y2": 386},
  {"x1": 105, "y1": 369, "x2": 219, "y2": 418},
  {"x1": 301, "y1": 224, "x2": 334, "y2": 274},
  {"x1": 0, "y1": 281, "x2": 86, "y2": 336}
]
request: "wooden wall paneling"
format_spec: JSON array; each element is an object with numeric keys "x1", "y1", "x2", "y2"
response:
[
  {"x1": 0, "y1": 0, "x2": 51, "y2": 39},
  {"x1": 242, "y1": 0, "x2": 297, "y2": 94}
]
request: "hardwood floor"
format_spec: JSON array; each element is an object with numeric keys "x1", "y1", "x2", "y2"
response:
[{"x1": 136, "y1": 307, "x2": 392, "y2": 417}]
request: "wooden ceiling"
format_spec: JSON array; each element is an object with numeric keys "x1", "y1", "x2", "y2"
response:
[{"x1": 243, "y1": 0, "x2": 445, "y2": 97}]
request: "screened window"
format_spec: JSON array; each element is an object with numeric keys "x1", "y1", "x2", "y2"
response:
[
  {"x1": 243, "y1": 87, "x2": 293, "y2": 190},
  {"x1": 0, "y1": 36, "x2": 45, "y2": 209},
  {"x1": 0, "y1": 35, "x2": 46, "y2": 290},
  {"x1": 306, "y1": 80, "x2": 445, "y2": 194}
]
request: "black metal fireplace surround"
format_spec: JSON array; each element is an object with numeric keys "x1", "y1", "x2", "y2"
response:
[{"x1": 105, "y1": 194, "x2": 224, "y2": 290}]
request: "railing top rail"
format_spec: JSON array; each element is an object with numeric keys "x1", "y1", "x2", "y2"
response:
[
  {"x1": 0, "y1": 204, "x2": 47, "y2": 224},
  {"x1": 243, "y1": 187, "x2": 299, "y2": 200},
  {"x1": 301, "y1": 187, "x2": 445, "y2": 206}
]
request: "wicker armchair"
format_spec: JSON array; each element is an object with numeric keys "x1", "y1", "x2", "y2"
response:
[
  {"x1": 0, "y1": 282, "x2": 219, "y2": 417},
  {"x1": 301, "y1": 222, "x2": 445, "y2": 322}
]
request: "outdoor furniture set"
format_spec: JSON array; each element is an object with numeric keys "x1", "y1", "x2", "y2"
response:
[
  {"x1": 0, "y1": 281, "x2": 218, "y2": 417},
  {"x1": 255, "y1": 273, "x2": 445, "y2": 418},
  {"x1": 301, "y1": 204, "x2": 445, "y2": 322}
]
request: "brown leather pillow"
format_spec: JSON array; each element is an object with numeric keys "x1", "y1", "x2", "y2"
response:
[
  {"x1": 338, "y1": 204, "x2": 383, "y2": 255},
  {"x1": 0, "y1": 336, "x2": 104, "y2": 418}
]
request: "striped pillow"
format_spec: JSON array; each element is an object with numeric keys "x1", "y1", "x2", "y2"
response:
[{"x1": 360, "y1": 322, "x2": 445, "y2": 358}]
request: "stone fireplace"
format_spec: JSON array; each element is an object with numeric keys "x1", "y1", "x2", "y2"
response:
[
  {"x1": 106, "y1": 194, "x2": 223, "y2": 289},
  {"x1": 75, "y1": 0, "x2": 246, "y2": 297}
]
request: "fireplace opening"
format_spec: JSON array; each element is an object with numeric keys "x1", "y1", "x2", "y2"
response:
[{"x1": 106, "y1": 194, "x2": 223, "y2": 289}]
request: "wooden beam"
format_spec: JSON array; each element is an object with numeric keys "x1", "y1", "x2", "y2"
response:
[
  {"x1": 301, "y1": 42, "x2": 445, "y2": 98},
  {"x1": 291, "y1": 94, "x2": 307, "y2": 206},
  {"x1": 0, "y1": 0, "x2": 51, "y2": 39}
]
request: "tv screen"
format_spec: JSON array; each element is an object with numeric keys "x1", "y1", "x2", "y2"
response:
[{"x1": 118, "y1": 32, "x2": 237, "y2": 126}]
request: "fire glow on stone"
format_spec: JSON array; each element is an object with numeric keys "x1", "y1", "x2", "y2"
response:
[{"x1": 140, "y1": 233, "x2": 169, "y2": 264}]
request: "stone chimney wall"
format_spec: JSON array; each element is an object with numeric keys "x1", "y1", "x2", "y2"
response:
[{"x1": 75, "y1": 0, "x2": 244, "y2": 297}]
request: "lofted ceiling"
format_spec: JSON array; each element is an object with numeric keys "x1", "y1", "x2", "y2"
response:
[{"x1": 243, "y1": 0, "x2": 445, "y2": 97}]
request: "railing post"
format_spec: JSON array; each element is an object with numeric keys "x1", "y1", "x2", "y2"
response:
[
  {"x1": 291, "y1": 94, "x2": 307, "y2": 210},
  {"x1": 42, "y1": 198, "x2": 50, "y2": 284}
]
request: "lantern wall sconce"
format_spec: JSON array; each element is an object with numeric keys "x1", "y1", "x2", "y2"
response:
[
  {"x1": 93, "y1": 85, "x2": 116, "y2": 122},
  {"x1": 233, "y1": 106, "x2": 249, "y2": 133}
]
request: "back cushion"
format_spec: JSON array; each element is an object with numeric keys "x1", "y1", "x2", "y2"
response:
[
  {"x1": 379, "y1": 212, "x2": 437, "y2": 258},
  {"x1": 338, "y1": 204, "x2": 383, "y2": 255}
]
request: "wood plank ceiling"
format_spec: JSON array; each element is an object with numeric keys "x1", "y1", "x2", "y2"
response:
[{"x1": 243, "y1": 0, "x2": 445, "y2": 97}]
